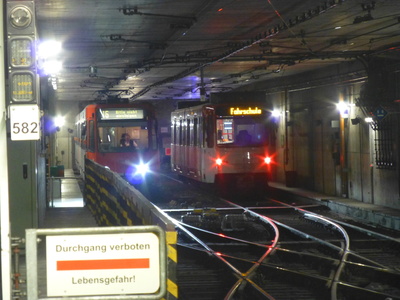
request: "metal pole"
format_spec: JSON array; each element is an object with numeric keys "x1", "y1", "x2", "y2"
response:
[
  {"x1": 1, "y1": 0, "x2": 13, "y2": 298},
  {"x1": 49, "y1": 177, "x2": 54, "y2": 207},
  {"x1": 339, "y1": 90, "x2": 348, "y2": 198},
  {"x1": 26, "y1": 230, "x2": 39, "y2": 300}
]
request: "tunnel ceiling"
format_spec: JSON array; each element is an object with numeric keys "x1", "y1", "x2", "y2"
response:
[{"x1": 34, "y1": 0, "x2": 400, "y2": 102}]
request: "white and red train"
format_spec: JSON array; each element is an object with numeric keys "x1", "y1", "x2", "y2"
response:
[
  {"x1": 171, "y1": 102, "x2": 273, "y2": 195},
  {"x1": 74, "y1": 102, "x2": 159, "y2": 184}
]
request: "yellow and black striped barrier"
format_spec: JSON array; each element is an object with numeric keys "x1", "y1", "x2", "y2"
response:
[{"x1": 85, "y1": 159, "x2": 178, "y2": 300}]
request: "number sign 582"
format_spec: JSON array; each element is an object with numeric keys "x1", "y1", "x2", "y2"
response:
[
  {"x1": 13, "y1": 122, "x2": 38, "y2": 135},
  {"x1": 10, "y1": 105, "x2": 41, "y2": 141}
]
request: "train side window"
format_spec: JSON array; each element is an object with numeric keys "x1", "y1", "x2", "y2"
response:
[
  {"x1": 88, "y1": 120, "x2": 95, "y2": 152},
  {"x1": 81, "y1": 121, "x2": 87, "y2": 140},
  {"x1": 75, "y1": 122, "x2": 81, "y2": 147},
  {"x1": 172, "y1": 119, "x2": 177, "y2": 145},
  {"x1": 151, "y1": 125, "x2": 157, "y2": 150},
  {"x1": 201, "y1": 116, "x2": 207, "y2": 148},
  {"x1": 182, "y1": 119, "x2": 185, "y2": 145},
  {"x1": 206, "y1": 114, "x2": 214, "y2": 148},
  {"x1": 75, "y1": 123, "x2": 79, "y2": 142},
  {"x1": 80, "y1": 122, "x2": 86, "y2": 149},
  {"x1": 186, "y1": 119, "x2": 191, "y2": 146},
  {"x1": 193, "y1": 117, "x2": 198, "y2": 146},
  {"x1": 179, "y1": 119, "x2": 183, "y2": 146},
  {"x1": 198, "y1": 116, "x2": 203, "y2": 148}
]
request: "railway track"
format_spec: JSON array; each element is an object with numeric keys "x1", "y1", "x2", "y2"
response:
[{"x1": 140, "y1": 173, "x2": 400, "y2": 300}]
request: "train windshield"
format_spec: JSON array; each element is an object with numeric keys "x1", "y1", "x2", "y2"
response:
[
  {"x1": 216, "y1": 116, "x2": 268, "y2": 147},
  {"x1": 97, "y1": 124, "x2": 150, "y2": 152}
]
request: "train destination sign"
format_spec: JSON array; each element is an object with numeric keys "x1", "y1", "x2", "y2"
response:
[
  {"x1": 229, "y1": 107, "x2": 262, "y2": 115},
  {"x1": 99, "y1": 108, "x2": 144, "y2": 120},
  {"x1": 46, "y1": 232, "x2": 162, "y2": 297}
]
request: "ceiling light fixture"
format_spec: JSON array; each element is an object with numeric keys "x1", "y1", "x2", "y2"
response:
[
  {"x1": 43, "y1": 60, "x2": 62, "y2": 75},
  {"x1": 38, "y1": 41, "x2": 62, "y2": 59},
  {"x1": 271, "y1": 110, "x2": 281, "y2": 118}
]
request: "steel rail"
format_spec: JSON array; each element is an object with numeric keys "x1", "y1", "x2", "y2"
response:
[
  {"x1": 160, "y1": 200, "x2": 279, "y2": 299},
  {"x1": 303, "y1": 213, "x2": 351, "y2": 300},
  {"x1": 269, "y1": 198, "x2": 398, "y2": 270},
  {"x1": 176, "y1": 221, "x2": 274, "y2": 249},
  {"x1": 222, "y1": 198, "x2": 395, "y2": 299},
  {"x1": 162, "y1": 203, "x2": 323, "y2": 213},
  {"x1": 269, "y1": 198, "x2": 400, "y2": 243},
  {"x1": 156, "y1": 205, "x2": 278, "y2": 298},
  {"x1": 218, "y1": 200, "x2": 279, "y2": 299},
  {"x1": 153, "y1": 176, "x2": 400, "y2": 298}
]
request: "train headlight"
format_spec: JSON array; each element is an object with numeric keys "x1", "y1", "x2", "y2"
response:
[
  {"x1": 125, "y1": 161, "x2": 151, "y2": 184},
  {"x1": 134, "y1": 162, "x2": 150, "y2": 176}
]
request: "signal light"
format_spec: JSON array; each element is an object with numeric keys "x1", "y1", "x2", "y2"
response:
[
  {"x1": 9, "y1": 37, "x2": 34, "y2": 68},
  {"x1": 7, "y1": 1, "x2": 35, "y2": 34},
  {"x1": 7, "y1": 1, "x2": 37, "y2": 104},
  {"x1": 216, "y1": 158, "x2": 223, "y2": 166},
  {"x1": 10, "y1": 71, "x2": 35, "y2": 102}
]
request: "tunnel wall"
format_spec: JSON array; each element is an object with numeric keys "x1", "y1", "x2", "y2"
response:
[{"x1": 84, "y1": 158, "x2": 178, "y2": 300}]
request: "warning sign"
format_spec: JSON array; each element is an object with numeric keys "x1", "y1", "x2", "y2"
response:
[
  {"x1": 373, "y1": 105, "x2": 388, "y2": 121},
  {"x1": 46, "y1": 232, "x2": 161, "y2": 297}
]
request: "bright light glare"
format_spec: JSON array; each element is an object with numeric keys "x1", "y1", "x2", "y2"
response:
[
  {"x1": 38, "y1": 41, "x2": 62, "y2": 58},
  {"x1": 43, "y1": 60, "x2": 62, "y2": 75},
  {"x1": 135, "y1": 163, "x2": 149, "y2": 176},
  {"x1": 365, "y1": 117, "x2": 373, "y2": 123},
  {"x1": 264, "y1": 157, "x2": 271, "y2": 164},
  {"x1": 216, "y1": 158, "x2": 223, "y2": 166},
  {"x1": 336, "y1": 102, "x2": 349, "y2": 118},
  {"x1": 271, "y1": 110, "x2": 281, "y2": 118},
  {"x1": 336, "y1": 102, "x2": 347, "y2": 111},
  {"x1": 54, "y1": 116, "x2": 65, "y2": 127}
]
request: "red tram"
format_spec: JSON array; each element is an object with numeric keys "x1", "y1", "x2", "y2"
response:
[
  {"x1": 171, "y1": 102, "x2": 273, "y2": 195},
  {"x1": 74, "y1": 102, "x2": 159, "y2": 183}
]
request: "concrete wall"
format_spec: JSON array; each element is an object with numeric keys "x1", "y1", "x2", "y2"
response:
[
  {"x1": 263, "y1": 74, "x2": 400, "y2": 210},
  {"x1": 49, "y1": 101, "x2": 81, "y2": 168}
]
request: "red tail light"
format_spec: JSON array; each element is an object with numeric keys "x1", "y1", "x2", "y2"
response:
[
  {"x1": 216, "y1": 158, "x2": 223, "y2": 166},
  {"x1": 264, "y1": 156, "x2": 271, "y2": 164}
]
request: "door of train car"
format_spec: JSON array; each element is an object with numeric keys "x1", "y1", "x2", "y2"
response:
[
  {"x1": 186, "y1": 107, "x2": 201, "y2": 180},
  {"x1": 74, "y1": 108, "x2": 87, "y2": 176},
  {"x1": 200, "y1": 106, "x2": 218, "y2": 183},
  {"x1": 171, "y1": 111, "x2": 183, "y2": 175}
]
